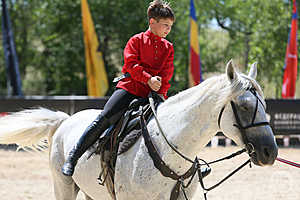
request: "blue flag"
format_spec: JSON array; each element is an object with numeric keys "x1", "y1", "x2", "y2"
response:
[{"x1": 1, "y1": 0, "x2": 23, "y2": 96}]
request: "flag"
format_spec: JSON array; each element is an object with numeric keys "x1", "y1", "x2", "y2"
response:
[
  {"x1": 282, "y1": 0, "x2": 298, "y2": 98},
  {"x1": 1, "y1": 0, "x2": 23, "y2": 96},
  {"x1": 189, "y1": 0, "x2": 202, "y2": 87},
  {"x1": 81, "y1": 0, "x2": 108, "y2": 97}
]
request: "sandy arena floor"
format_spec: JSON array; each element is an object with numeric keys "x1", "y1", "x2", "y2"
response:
[{"x1": 0, "y1": 146, "x2": 299, "y2": 200}]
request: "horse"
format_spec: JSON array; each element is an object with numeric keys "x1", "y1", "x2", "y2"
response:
[{"x1": 0, "y1": 60, "x2": 278, "y2": 200}]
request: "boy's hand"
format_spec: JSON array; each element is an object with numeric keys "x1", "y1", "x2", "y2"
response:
[{"x1": 148, "y1": 76, "x2": 162, "y2": 92}]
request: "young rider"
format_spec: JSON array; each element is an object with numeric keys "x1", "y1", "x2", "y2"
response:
[{"x1": 62, "y1": 0, "x2": 175, "y2": 176}]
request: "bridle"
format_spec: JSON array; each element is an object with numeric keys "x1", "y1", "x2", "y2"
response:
[
  {"x1": 218, "y1": 87, "x2": 270, "y2": 155},
  {"x1": 146, "y1": 89, "x2": 271, "y2": 200}
]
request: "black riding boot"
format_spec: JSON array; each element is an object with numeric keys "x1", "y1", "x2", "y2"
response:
[{"x1": 61, "y1": 114, "x2": 110, "y2": 176}]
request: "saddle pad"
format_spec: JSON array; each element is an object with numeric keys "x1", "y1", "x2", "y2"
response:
[{"x1": 118, "y1": 129, "x2": 142, "y2": 155}]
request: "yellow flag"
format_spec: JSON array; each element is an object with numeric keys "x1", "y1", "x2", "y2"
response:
[{"x1": 81, "y1": 0, "x2": 108, "y2": 97}]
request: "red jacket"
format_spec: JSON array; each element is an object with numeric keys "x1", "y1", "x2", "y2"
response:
[{"x1": 116, "y1": 29, "x2": 174, "y2": 99}]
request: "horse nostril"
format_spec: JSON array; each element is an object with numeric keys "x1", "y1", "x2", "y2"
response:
[{"x1": 264, "y1": 147, "x2": 270, "y2": 158}]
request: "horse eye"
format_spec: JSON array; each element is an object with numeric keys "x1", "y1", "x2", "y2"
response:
[
  {"x1": 241, "y1": 105, "x2": 249, "y2": 111},
  {"x1": 238, "y1": 102, "x2": 249, "y2": 111}
]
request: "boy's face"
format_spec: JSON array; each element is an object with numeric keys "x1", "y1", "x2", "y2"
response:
[{"x1": 150, "y1": 18, "x2": 174, "y2": 38}]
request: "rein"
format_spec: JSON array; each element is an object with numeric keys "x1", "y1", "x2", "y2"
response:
[
  {"x1": 276, "y1": 157, "x2": 300, "y2": 168},
  {"x1": 145, "y1": 87, "x2": 272, "y2": 199},
  {"x1": 145, "y1": 92, "x2": 251, "y2": 200}
]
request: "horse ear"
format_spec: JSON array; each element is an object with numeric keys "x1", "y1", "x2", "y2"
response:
[
  {"x1": 226, "y1": 59, "x2": 237, "y2": 82},
  {"x1": 248, "y1": 62, "x2": 257, "y2": 79}
]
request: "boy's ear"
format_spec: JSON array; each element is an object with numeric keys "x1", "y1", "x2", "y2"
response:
[
  {"x1": 149, "y1": 18, "x2": 155, "y2": 24},
  {"x1": 149, "y1": 18, "x2": 158, "y2": 24}
]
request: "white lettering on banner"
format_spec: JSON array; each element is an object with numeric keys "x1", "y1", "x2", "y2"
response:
[
  {"x1": 272, "y1": 112, "x2": 300, "y2": 130},
  {"x1": 274, "y1": 113, "x2": 300, "y2": 120}
]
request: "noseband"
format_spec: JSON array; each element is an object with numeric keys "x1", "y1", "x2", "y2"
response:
[{"x1": 218, "y1": 87, "x2": 270, "y2": 154}]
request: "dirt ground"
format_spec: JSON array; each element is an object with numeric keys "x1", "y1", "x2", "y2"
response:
[{"x1": 0, "y1": 146, "x2": 299, "y2": 200}]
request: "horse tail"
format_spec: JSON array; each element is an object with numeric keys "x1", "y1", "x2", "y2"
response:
[{"x1": 0, "y1": 107, "x2": 70, "y2": 151}]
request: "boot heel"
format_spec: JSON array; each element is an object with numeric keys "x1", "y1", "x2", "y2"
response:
[{"x1": 62, "y1": 161, "x2": 76, "y2": 176}]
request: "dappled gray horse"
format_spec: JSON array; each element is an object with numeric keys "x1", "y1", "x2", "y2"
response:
[{"x1": 0, "y1": 60, "x2": 278, "y2": 200}]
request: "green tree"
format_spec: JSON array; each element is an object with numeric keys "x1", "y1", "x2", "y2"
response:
[
  {"x1": 201, "y1": 0, "x2": 292, "y2": 97},
  {"x1": 0, "y1": 0, "x2": 297, "y2": 98}
]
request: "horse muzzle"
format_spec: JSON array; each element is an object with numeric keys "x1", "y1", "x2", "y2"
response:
[{"x1": 250, "y1": 142, "x2": 278, "y2": 166}]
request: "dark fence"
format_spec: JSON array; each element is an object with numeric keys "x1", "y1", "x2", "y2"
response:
[
  {"x1": 0, "y1": 96, "x2": 300, "y2": 136},
  {"x1": 0, "y1": 96, "x2": 109, "y2": 114}
]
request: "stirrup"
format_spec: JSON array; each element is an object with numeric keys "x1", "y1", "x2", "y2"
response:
[{"x1": 201, "y1": 166, "x2": 211, "y2": 178}]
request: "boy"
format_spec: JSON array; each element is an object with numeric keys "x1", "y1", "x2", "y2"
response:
[{"x1": 62, "y1": 0, "x2": 175, "y2": 176}]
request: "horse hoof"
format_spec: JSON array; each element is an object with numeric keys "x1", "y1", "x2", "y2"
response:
[
  {"x1": 201, "y1": 166, "x2": 211, "y2": 178},
  {"x1": 61, "y1": 162, "x2": 75, "y2": 176}
]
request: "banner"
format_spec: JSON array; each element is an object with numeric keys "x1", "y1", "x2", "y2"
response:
[
  {"x1": 81, "y1": 0, "x2": 108, "y2": 97},
  {"x1": 282, "y1": 0, "x2": 298, "y2": 98},
  {"x1": 1, "y1": 0, "x2": 23, "y2": 96},
  {"x1": 266, "y1": 99, "x2": 300, "y2": 135},
  {"x1": 189, "y1": 0, "x2": 202, "y2": 87}
]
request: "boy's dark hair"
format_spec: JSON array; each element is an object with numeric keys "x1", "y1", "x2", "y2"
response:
[{"x1": 147, "y1": 0, "x2": 175, "y2": 22}]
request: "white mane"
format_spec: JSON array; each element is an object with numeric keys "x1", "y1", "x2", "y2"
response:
[{"x1": 164, "y1": 70, "x2": 264, "y2": 111}]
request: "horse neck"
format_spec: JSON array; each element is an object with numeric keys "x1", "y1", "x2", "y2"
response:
[{"x1": 157, "y1": 83, "x2": 220, "y2": 160}]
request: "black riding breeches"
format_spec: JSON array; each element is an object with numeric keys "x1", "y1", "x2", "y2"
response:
[{"x1": 101, "y1": 88, "x2": 140, "y2": 125}]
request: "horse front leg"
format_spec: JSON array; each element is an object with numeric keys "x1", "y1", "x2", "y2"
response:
[{"x1": 83, "y1": 192, "x2": 94, "y2": 200}]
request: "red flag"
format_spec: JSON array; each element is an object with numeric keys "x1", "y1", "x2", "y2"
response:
[{"x1": 282, "y1": 0, "x2": 298, "y2": 98}]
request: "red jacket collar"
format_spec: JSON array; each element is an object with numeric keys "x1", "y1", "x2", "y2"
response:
[{"x1": 145, "y1": 29, "x2": 161, "y2": 40}]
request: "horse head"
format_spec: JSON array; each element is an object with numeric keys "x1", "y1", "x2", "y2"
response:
[{"x1": 219, "y1": 60, "x2": 278, "y2": 166}]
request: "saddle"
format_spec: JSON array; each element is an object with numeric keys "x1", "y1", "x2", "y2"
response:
[
  {"x1": 87, "y1": 92, "x2": 211, "y2": 200},
  {"x1": 86, "y1": 93, "x2": 163, "y2": 199}
]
